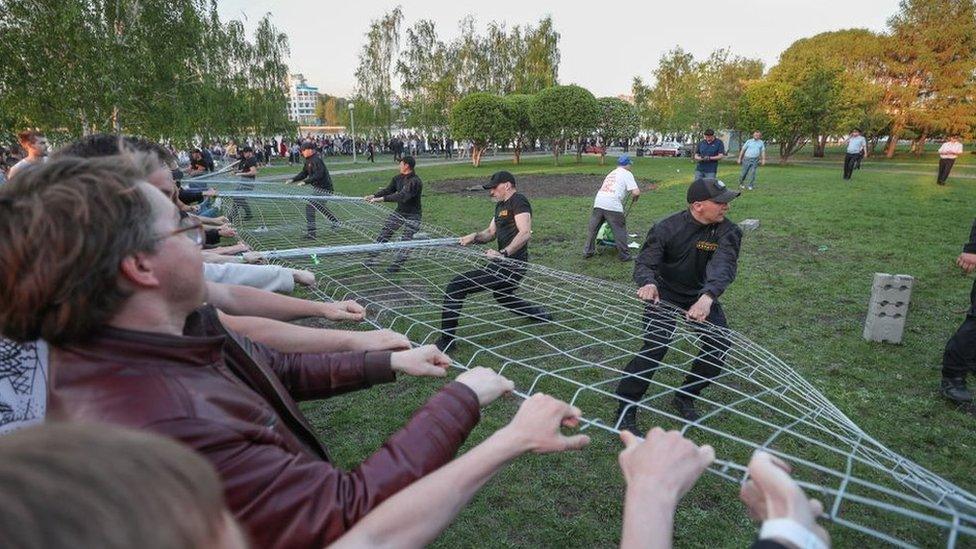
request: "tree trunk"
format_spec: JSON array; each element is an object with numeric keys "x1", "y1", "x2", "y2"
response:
[
  {"x1": 884, "y1": 123, "x2": 903, "y2": 158},
  {"x1": 513, "y1": 146, "x2": 522, "y2": 164},
  {"x1": 812, "y1": 134, "x2": 827, "y2": 158},
  {"x1": 575, "y1": 137, "x2": 583, "y2": 163},
  {"x1": 912, "y1": 131, "x2": 927, "y2": 157},
  {"x1": 552, "y1": 140, "x2": 560, "y2": 165},
  {"x1": 599, "y1": 152, "x2": 606, "y2": 165},
  {"x1": 472, "y1": 146, "x2": 483, "y2": 167}
]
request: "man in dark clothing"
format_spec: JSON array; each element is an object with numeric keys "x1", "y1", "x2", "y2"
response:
[
  {"x1": 365, "y1": 155, "x2": 423, "y2": 272},
  {"x1": 435, "y1": 171, "x2": 552, "y2": 353},
  {"x1": 615, "y1": 177, "x2": 742, "y2": 431},
  {"x1": 694, "y1": 129, "x2": 725, "y2": 180},
  {"x1": 940, "y1": 219, "x2": 976, "y2": 404},
  {"x1": 187, "y1": 148, "x2": 214, "y2": 177},
  {"x1": 292, "y1": 141, "x2": 339, "y2": 239},
  {"x1": 228, "y1": 146, "x2": 256, "y2": 222}
]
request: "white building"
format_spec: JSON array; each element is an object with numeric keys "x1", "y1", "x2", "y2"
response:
[{"x1": 287, "y1": 73, "x2": 319, "y2": 124}]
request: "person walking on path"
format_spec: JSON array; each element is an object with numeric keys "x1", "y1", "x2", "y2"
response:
[
  {"x1": 694, "y1": 129, "x2": 725, "y2": 180},
  {"x1": 584, "y1": 155, "x2": 641, "y2": 261},
  {"x1": 737, "y1": 131, "x2": 766, "y2": 190},
  {"x1": 937, "y1": 135, "x2": 964, "y2": 185},
  {"x1": 842, "y1": 129, "x2": 867, "y2": 180}
]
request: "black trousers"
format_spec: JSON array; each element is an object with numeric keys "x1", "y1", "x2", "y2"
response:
[
  {"x1": 228, "y1": 180, "x2": 254, "y2": 221},
  {"x1": 843, "y1": 153, "x2": 860, "y2": 179},
  {"x1": 938, "y1": 158, "x2": 956, "y2": 184},
  {"x1": 615, "y1": 297, "x2": 731, "y2": 403},
  {"x1": 305, "y1": 187, "x2": 338, "y2": 236},
  {"x1": 368, "y1": 212, "x2": 421, "y2": 268},
  {"x1": 439, "y1": 260, "x2": 548, "y2": 341},
  {"x1": 943, "y1": 278, "x2": 976, "y2": 379},
  {"x1": 584, "y1": 207, "x2": 630, "y2": 258}
]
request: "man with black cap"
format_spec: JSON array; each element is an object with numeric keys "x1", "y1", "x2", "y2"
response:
[
  {"x1": 615, "y1": 177, "x2": 742, "y2": 431},
  {"x1": 229, "y1": 146, "x2": 257, "y2": 222},
  {"x1": 364, "y1": 155, "x2": 422, "y2": 272},
  {"x1": 292, "y1": 141, "x2": 339, "y2": 239},
  {"x1": 435, "y1": 171, "x2": 551, "y2": 352}
]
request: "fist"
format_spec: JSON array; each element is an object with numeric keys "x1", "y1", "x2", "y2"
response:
[
  {"x1": 456, "y1": 367, "x2": 515, "y2": 406},
  {"x1": 390, "y1": 345, "x2": 451, "y2": 378},
  {"x1": 637, "y1": 284, "x2": 659, "y2": 303}
]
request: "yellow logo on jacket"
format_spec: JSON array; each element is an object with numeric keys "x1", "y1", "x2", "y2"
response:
[
  {"x1": 499, "y1": 210, "x2": 509, "y2": 217},
  {"x1": 696, "y1": 241, "x2": 718, "y2": 252}
]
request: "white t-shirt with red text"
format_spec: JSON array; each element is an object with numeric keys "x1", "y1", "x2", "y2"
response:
[{"x1": 593, "y1": 167, "x2": 638, "y2": 213}]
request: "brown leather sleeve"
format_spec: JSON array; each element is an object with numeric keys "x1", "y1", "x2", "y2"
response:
[
  {"x1": 145, "y1": 381, "x2": 480, "y2": 549},
  {"x1": 243, "y1": 336, "x2": 395, "y2": 401}
]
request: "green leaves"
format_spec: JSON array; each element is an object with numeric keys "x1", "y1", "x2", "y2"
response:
[
  {"x1": 0, "y1": 0, "x2": 293, "y2": 142},
  {"x1": 450, "y1": 92, "x2": 511, "y2": 166},
  {"x1": 529, "y1": 85, "x2": 600, "y2": 163}
]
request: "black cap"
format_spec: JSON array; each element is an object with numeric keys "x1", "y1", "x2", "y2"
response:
[
  {"x1": 483, "y1": 170, "x2": 515, "y2": 189},
  {"x1": 400, "y1": 155, "x2": 416, "y2": 169},
  {"x1": 299, "y1": 141, "x2": 316, "y2": 151},
  {"x1": 687, "y1": 178, "x2": 740, "y2": 204},
  {"x1": 703, "y1": 129, "x2": 715, "y2": 136}
]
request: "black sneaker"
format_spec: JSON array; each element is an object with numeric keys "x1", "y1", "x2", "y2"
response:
[
  {"x1": 385, "y1": 264, "x2": 402, "y2": 274},
  {"x1": 672, "y1": 394, "x2": 700, "y2": 422},
  {"x1": 583, "y1": 252, "x2": 595, "y2": 259},
  {"x1": 615, "y1": 404, "x2": 644, "y2": 437},
  {"x1": 940, "y1": 377, "x2": 974, "y2": 403},
  {"x1": 434, "y1": 336, "x2": 455, "y2": 353}
]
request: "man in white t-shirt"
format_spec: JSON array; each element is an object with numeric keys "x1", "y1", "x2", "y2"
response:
[
  {"x1": 842, "y1": 129, "x2": 867, "y2": 181},
  {"x1": 937, "y1": 135, "x2": 964, "y2": 185},
  {"x1": 584, "y1": 155, "x2": 641, "y2": 261},
  {"x1": 7, "y1": 130, "x2": 49, "y2": 181}
]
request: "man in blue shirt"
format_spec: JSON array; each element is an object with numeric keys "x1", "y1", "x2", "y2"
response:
[
  {"x1": 843, "y1": 129, "x2": 867, "y2": 180},
  {"x1": 694, "y1": 129, "x2": 725, "y2": 180},
  {"x1": 736, "y1": 130, "x2": 766, "y2": 190}
]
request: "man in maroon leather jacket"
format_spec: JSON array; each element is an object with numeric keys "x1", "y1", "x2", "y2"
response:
[{"x1": 0, "y1": 155, "x2": 516, "y2": 548}]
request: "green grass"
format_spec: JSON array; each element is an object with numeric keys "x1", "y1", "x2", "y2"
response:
[{"x1": 273, "y1": 153, "x2": 975, "y2": 548}]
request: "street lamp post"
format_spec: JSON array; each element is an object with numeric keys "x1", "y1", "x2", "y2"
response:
[{"x1": 348, "y1": 103, "x2": 357, "y2": 164}]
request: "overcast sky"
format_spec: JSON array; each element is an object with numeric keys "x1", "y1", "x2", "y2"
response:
[{"x1": 217, "y1": 0, "x2": 900, "y2": 98}]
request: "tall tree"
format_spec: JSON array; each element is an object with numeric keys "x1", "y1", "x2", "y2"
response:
[
  {"x1": 504, "y1": 94, "x2": 535, "y2": 164},
  {"x1": 353, "y1": 6, "x2": 403, "y2": 139}
]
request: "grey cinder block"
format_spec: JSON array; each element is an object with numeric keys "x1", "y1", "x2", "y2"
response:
[
  {"x1": 863, "y1": 273, "x2": 914, "y2": 344},
  {"x1": 740, "y1": 219, "x2": 760, "y2": 231}
]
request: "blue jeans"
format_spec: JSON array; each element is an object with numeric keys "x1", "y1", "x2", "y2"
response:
[
  {"x1": 739, "y1": 157, "x2": 760, "y2": 188},
  {"x1": 694, "y1": 169, "x2": 717, "y2": 181}
]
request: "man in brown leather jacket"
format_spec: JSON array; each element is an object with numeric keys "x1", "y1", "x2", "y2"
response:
[{"x1": 0, "y1": 155, "x2": 516, "y2": 548}]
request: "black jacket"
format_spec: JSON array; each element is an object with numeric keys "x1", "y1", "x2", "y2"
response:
[
  {"x1": 964, "y1": 219, "x2": 976, "y2": 253},
  {"x1": 375, "y1": 172, "x2": 423, "y2": 215},
  {"x1": 633, "y1": 210, "x2": 742, "y2": 302},
  {"x1": 292, "y1": 154, "x2": 333, "y2": 191}
]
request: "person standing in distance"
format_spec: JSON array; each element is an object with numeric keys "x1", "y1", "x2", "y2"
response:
[
  {"x1": 7, "y1": 130, "x2": 49, "y2": 181},
  {"x1": 365, "y1": 155, "x2": 423, "y2": 272},
  {"x1": 737, "y1": 130, "x2": 766, "y2": 191},
  {"x1": 228, "y1": 146, "x2": 256, "y2": 222},
  {"x1": 694, "y1": 129, "x2": 725, "y2": 181},
  {"x1": 583, "y1": 154, "x2": 641, "y2": 261},
  {"x1": 937, "y1": 135, "x2": 964, "y2": 186},
  {"x1": 435, "y1": 171, "x2": 552, "y2": 353},
  {"x1": 842, "y1": 129, "x2": 867, "y2": 181},
  {"x1": 615, "y1": 178, "x2": 742, "y2": 432}
]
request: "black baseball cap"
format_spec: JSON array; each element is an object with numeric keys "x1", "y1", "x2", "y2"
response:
[
  {"x1": 300, "y1": 141, "x2": 316, "y2": 151},
  {"x1": 400, "y1": 155, "x2": 416, "y2": 169},
  {"x1": 483, "y1": 170, "x2": 515, "y2": 189},
  {"x1": 687, "y1": 178, "x2": 740, "y2": 204}
]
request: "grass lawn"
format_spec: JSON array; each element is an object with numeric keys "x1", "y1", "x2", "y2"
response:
[{"x1": 249, "y1": 151, "x2": 975, "y2": 547}]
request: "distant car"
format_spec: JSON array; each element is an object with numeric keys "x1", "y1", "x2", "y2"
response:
[
  {"x1": 583, "y1": 144, "x2": 606, "y2": 155},
  {"x1": 649, "y1": 142, "x2": 684, "y2": 157}
]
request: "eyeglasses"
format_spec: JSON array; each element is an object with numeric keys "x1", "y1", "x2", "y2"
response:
[{"x1": 157, "y1": 217, "x2": 205, "y2": 246}]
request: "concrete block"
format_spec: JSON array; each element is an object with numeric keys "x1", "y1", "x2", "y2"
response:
[
  {"x1": 863, "y1": 273, "x2": 913, "y2": 344},
  {"x1": 740, "y1": 219, "x2": 760, "y2": 231}
]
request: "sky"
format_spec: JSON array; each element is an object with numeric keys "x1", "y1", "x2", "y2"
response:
[{"x1": 216, "y1": 0, "x2": 901, "y2": 98}]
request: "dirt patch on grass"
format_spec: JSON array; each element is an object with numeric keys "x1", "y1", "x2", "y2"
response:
[{"x1": 430, "y1": 174, "x2": 607, "y2": 198}]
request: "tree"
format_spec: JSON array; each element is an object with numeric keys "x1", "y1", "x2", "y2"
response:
[
  {"x1": 353, "y1": 6, "x2": 403, "y2": 139},
  {"x1": 530, "y1": 85, "x2": 600, "y2": 164},
  {"x1": 450, "y1": 93, "x2": 511, "y2": 166},
  {"x1": 881, "y1": 0, "x2": 976, "y2": 156},
  {"x1": 596, "y1": 97, "x2": 640, "y2": 164},
  {"x1": 738, "y1": 77, "x2": 830, "y2": 162},
  {"x1": 397, "y1": 19, "x2": 456, "y2": 137},
  {"x1": 504, "y1": 94, "x2": 534, "y2": 164}
]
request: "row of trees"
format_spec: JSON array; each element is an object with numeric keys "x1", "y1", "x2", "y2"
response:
[
  {"x1": 631, "y1": 0, "x2": 976, "y2": 160},
  {"x1": 0, "y1": 0, "x2": 294, "y2": 144},
  {"x1": 449, "y1": 86, "x2": 639, "y2": 166},
  {"x1": 349, "y1": 7, "x2": 561, "y2": 139}
]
